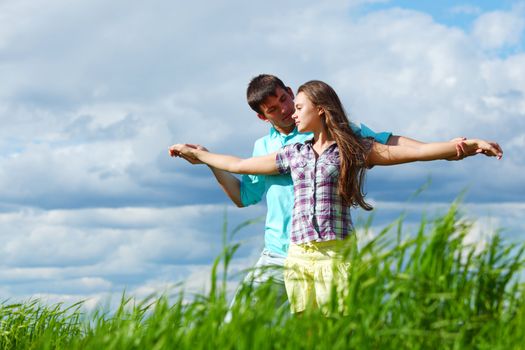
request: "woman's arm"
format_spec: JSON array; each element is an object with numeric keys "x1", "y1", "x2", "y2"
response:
[
  {"x1": 169, "y1": 144, "x2": 279, "y2": 175},
  {"x1": 367, "y1": 139, "x2": 502, "y2": 166}
]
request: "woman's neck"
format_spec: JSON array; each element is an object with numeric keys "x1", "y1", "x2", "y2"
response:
[{"x1": 312, "y1": 128, "x2": 335, "y2": 156}]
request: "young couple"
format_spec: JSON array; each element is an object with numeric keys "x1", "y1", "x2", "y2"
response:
[{"x1": 169, "y1": 75, "x2": 502, "y2": 315}]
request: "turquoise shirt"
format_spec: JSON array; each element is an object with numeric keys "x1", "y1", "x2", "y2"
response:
[{"x1": 240, "y1": 124, "x2": 392, "y2": 257}]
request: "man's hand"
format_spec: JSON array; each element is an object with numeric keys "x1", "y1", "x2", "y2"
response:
[
  {"x1": 463, "y1": 139, "x2": 503, "y2": 159},
  {"x1": 169, "y1": 144, "x2": 208, "y2": 164},
  {"x1": 169, "y1": 143, "x2": 205, "y2": 163}
]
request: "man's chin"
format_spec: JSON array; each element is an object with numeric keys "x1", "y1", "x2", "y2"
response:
[
  {"x1": 281, "y1": 120, "x2": 296, "y2": 129},
  {"x1": 282, "y1": 118, "x2": 294, "y2": 126}
]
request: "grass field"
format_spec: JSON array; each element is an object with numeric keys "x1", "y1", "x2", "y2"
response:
[{"x1": 1, "y1": 203, "x2": 524, "y2": 349}]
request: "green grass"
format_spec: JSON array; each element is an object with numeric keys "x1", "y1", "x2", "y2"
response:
[{"x1": 1, "y1": 203, "x2": 524, "y2": 349}]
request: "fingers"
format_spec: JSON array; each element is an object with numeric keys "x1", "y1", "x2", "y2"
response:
[
  {"x1": 169, "y1": 144, "x2": 182, "y2": 157},
  {"x1": 493, "y1": 142, "x2": 503, "y2": 154},
  {"x1": 456, "y1": 139, "x2": 503, "y2": 159},
  {"x1": 168, "y1": 143, "x2": 203, "y2": 163},
  {"x1": 455, "y1": 141, "x2": 467, "y2": 160},
  {"x1": 450, "y1": 137, "x2": 466, "y2": 143},
  {"x1": 180, "y1": 153, "x2": 202, "y2": 165},
  {"x1": 186, "y1": 143, "x2": 209, "y2": 152},
  {"x1": 483, "y1": 142, "x2": 499, "y2": 157},
  {"x1": 169, "y1": 144, "x2": 188, "y2": 158},
  {"x1": 477, "y1": 141, "x2": 503, "y2": 159},
  {"x1": 489, "y1": 142, "x2": 503, "y2": 159}
]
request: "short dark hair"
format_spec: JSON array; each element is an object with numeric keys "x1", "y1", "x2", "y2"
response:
[{"x1": 246, "y1": 74, "x2": 287, "y2": 114}]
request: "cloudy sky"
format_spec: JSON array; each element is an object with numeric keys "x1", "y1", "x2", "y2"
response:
[{"x1": 1, "y1": 0, "x2": 524, "y2": 306}]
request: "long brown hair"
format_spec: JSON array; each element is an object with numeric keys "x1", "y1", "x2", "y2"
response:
[{"x1": 297, "y1": 80, "x2": 373, "y2": 211}]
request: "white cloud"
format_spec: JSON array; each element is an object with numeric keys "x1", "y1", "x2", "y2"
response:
[
  {"x1": 0, "y1": 199, "x2": 522, "y2": 304},
  {"x1": 449, "y1": 5, "x2": 481, "y2": 16},
  {"x1": 472, "y1": 7, "x2": 525, "y2": 49},
  {"x1": 0, "y1": 204, "x2": 264, "y2": 300},
  {"x1": 1, "y1": 0, "x2": 523, "y2": 209}
]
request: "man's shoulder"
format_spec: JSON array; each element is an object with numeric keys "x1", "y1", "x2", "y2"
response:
[
  {"x1": 252, "y1": 130, "x2": 283, "y2": 155},
  {"x1": 253, "y1": 133, "x2": 272, "y2": 146},
  {"x1": 252, "y1": 129, "x2": 313, "y2": 155},
  {"x1": 252, "y1": 134, "x2": 273, "y2": 155}
]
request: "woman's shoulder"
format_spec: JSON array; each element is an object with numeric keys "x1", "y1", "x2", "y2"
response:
[
  {"x1": 282, "y1": 141, "x2": 308, "y2": 152},
  {"x1": 278, "y1": 142, "x2": 310, "y2": 163}
]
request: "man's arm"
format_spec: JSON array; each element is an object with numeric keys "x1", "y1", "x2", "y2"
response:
[{"x1": 208, "y1": 168, "x2": 244, "y2": 208}]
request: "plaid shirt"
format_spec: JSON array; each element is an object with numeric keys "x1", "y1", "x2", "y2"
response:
[{"x1": 276, "y1": 139, "x2": 370, "y2": 244}]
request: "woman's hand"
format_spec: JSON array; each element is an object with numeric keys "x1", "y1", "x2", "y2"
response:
[{"x1": 169, "y1": 144, "x2": 208, "y2": 164}]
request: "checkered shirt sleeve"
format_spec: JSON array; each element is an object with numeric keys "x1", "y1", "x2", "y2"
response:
[{"x1": 275, "y1": 144, "x2": 297, "y2": 175}]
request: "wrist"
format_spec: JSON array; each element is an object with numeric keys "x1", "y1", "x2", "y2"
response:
[
  {"x1": 464, "y1": 138, "x2": 478, "y2": 147},
  {"x1": 191, "y1": 148, "x2": 202, "y2": 159},
  {"x1": 463, "y1": 139, "x2": 479, "y2": 155}
]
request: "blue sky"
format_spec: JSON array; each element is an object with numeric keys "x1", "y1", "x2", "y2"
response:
[
  {"x1": 361, "y1": 0, "x2": 517, "y2": 25},
  {"x1": 0, "y1": 0, "x2": 524, "y2": 306}
]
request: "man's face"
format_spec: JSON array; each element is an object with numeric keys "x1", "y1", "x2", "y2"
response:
[{"x1": 257, "y1": 87, "x2": 296, "y2": 134}]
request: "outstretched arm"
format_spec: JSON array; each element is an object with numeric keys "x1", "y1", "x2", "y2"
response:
[
  {"x1": 387, "y1": 135, "x2": 424, "y2": 147},
  {"x1": 169, "y1": 144, "x2": 279, "y2": 175},
  {"x1": 368, "y1": 139, "x2": 502, "y2": 166},
  {"x1": 388, "y1": 135, "x2": 475, "y2": 161}
]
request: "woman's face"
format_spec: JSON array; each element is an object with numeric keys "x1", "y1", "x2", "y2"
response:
[{"x1": 292, "y1": 92, "x2": 322, "y2": 133}]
